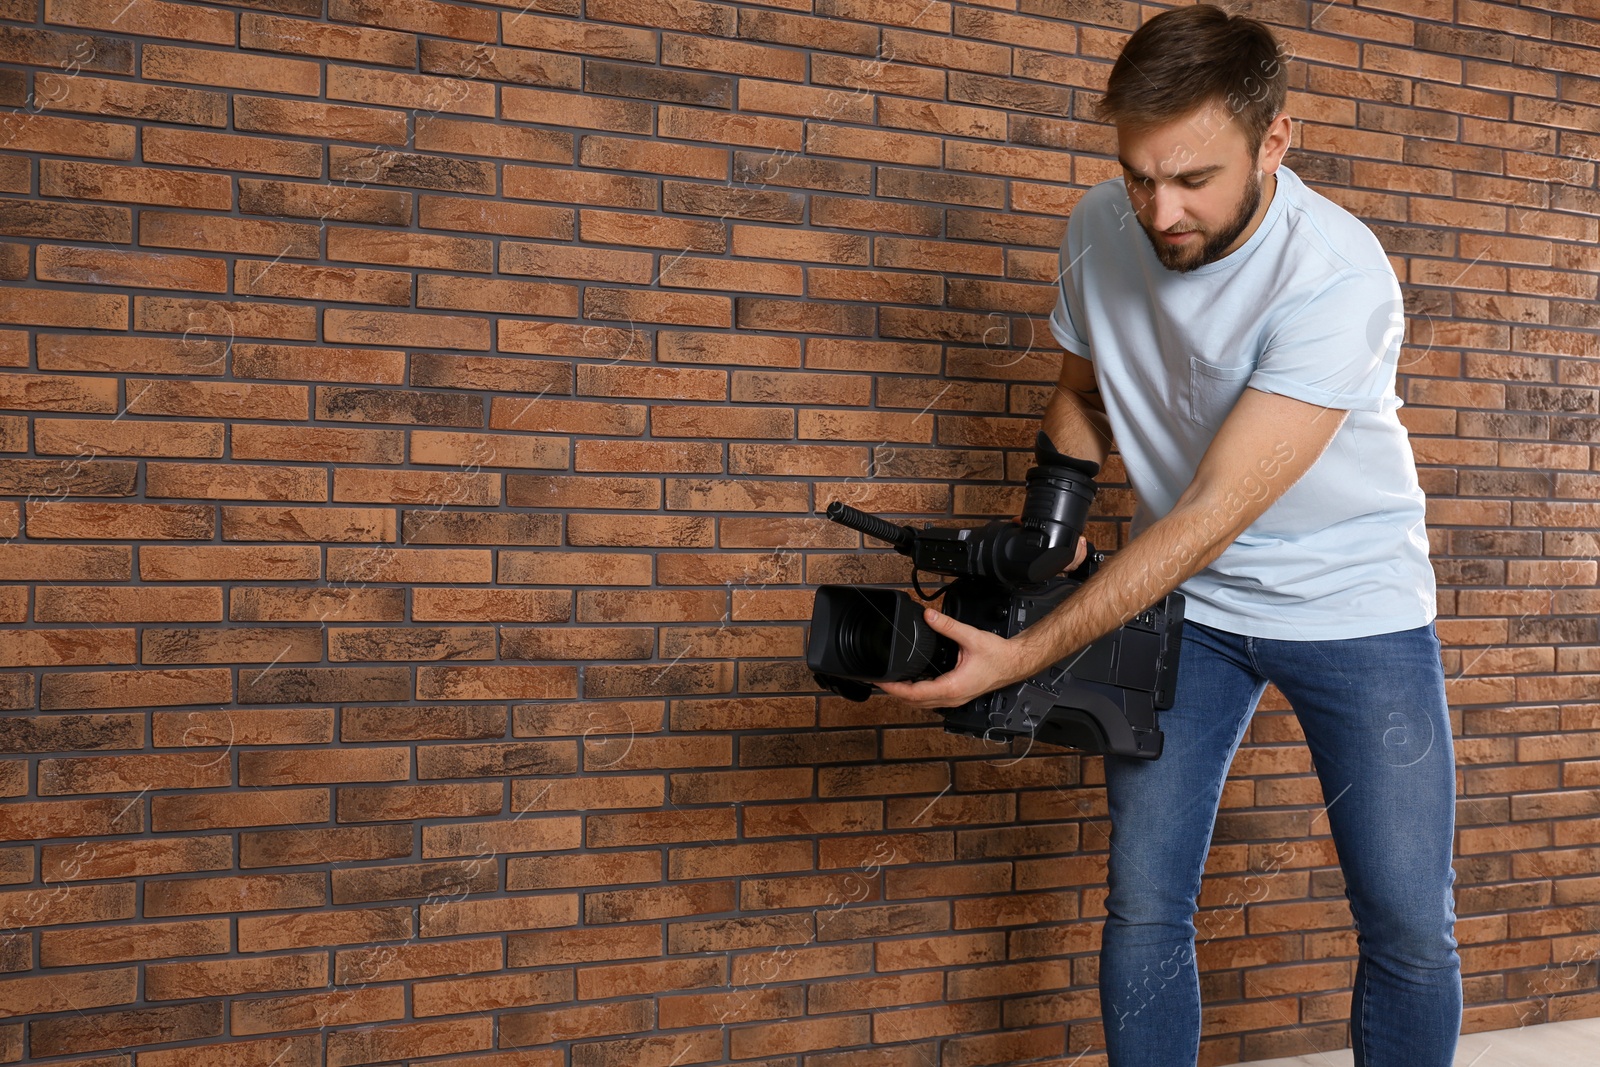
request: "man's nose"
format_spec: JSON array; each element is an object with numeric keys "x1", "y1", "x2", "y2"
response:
[{"x1": 1148, "y1": 184, "x2": 1187, "y2": 231}]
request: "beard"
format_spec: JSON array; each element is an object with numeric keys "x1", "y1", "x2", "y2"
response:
[{"x1": 1142, "y1": 168, "x2": 1263, "y2": 273}]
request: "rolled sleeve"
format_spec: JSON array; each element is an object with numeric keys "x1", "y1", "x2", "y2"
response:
[
  {"x1": 1247, "y1": 265, "x2": 1404, "y2": 413},
  {"x1": 1050, "y1": 233, "x2": 1093, "y2": 359}
]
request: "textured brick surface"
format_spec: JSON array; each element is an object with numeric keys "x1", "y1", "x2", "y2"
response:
[{"x1": 1, "y1": 1, "x2": 1599, "y2": 1064}]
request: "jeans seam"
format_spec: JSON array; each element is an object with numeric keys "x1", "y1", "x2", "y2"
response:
[
  {"x1": 1242, "y1": 633, "x2": 1263, "y2": 676},
  {"x1": 1358, "y1": 953, "x2": 1371, "y2": 1066}
]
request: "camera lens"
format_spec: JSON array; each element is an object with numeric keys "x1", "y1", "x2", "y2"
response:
[
  {"x1": 838, "y1": 607, "x2": 895, "y2": 676},
  {"x1": 807, "y1": 586, "x2": 940, "y2": 685}
]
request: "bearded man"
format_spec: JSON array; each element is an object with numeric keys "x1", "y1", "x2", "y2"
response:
[{"x1": 880, "y1": 7, "x2": 1463, "y2": 1065}]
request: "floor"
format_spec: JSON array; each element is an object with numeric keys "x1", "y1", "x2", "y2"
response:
[{"x1": 1243, "y1": 1015, "x2": 1600, "y2": 1066}]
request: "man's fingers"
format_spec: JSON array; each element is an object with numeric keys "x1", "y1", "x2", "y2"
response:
[
  {"x1": 924, "y1": 606, "x2": 984, "y2": 642},
  {"x1": 878, "y1": 678, "x2": 952, "y2": 709}
]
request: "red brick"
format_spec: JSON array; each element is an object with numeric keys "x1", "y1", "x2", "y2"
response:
[
  {"x1": 236, "y1": 180, "x2": 411, "y2": 228},
  {"x1": 499, "y1": 163, "x2": 649, "y2": 209},
  {"x1": 821, "y1": 0, "x2": 945, "y2": 29},
  {"x1": 491, "y1": 397, "x2": 645, "y2": 436},
  {"x1": 889, "y1": 101, "x2": 1008, "y2": 151},
  {"x1": 0, "y1": 967, "x2": 137, "y2": 1017},
  {"x1": 495, "y1": 551, "x2": 651, "y2": 587},
  {"x1": 140, "y1": 211, "x2": 312, "y2": 270},
  {"x1": 417, "y1": 282, "x2": 576, "y2": 328},
  {"x1": 327, "y1": 64, "x2": 494, "y2": 116},
  {"x1": 142, "y1": 43, "x2": 320, "y2": 95},
  {"x1": 731, "y1": 225, "x2": 869, "y2": 265},
  {"x1": 737, "y1": 296, "x2": 872, "y2": 335},
  {"x1": 34, "y1": 61, "x2": 216, "y2": 120},
  {"x1": 658, "y1": 329, "x2": 800, "y2": 371},
  {"x1": 328, "y1": 227, "x2": 491, "y2": 273},
  {"x1": 566, "y1": 514, "x2": 714, "y2": 548},
  {"x1": 45, "y1": 0, "x2": 233, "y2": 44},
  {"x1": 501, "y1": 9, "x2": 652, "y2": 56},
  {"x1": 652, "y1": 408, "x2": 795, "y2": 444},
  {"x1": 582, "y1": 134, "x2": 726, "y2": 180},
  {"x1": 325, "y1": 308, "x2": 490, "y2": 350},
  {"x1": 233, "y1": 94, "x2": 406, "y2": 143},
  {"x1": 876, "y1": 235, "x2": 998, "y2": 275},
  {"x1": 501, "y1": 86, "x2": 651, "y2": 136},
  {"x1": 320, "y1": 140, "x2": 462, "y2": 193},
  {"x1": 659, "y1": 33, "x2": 800, "y2": 83},
  {"x1": 36, "y1": 243, "x2": 225, "y2": 289},
  {"x1": 412, "y1": 588, "x2": 576, "y2": 620},
  {"x1": 241, "y1": 10, "x2": 413, "y2": 62},
  {"x1": 504, "y1": 323, "x2": 651, "y2": 365},
  {"x1": 573, "y1": 440, "x2": 721, "y2": 475},
  {"x1": 130, "y1": 299, "x2": 316, "y2": 346},
  {"x1": 809, "y1": 267, "x2": 943, "y2": 306},
  {"x1": 580, "y1": 206, "x2": 728, "y2": 251},
  {"x1": 592, "y1": 0, "x2": 732, "y2": 36},
  {"x1": 741, "y1": 5, "x2": 877, "y2": 52},
  {"x1": 414, "y1": 116, "x2": 571, "y2": 166},
  {"x1": 660, "y1": 254, "x2": 803, "y2": 295},
  {"x1": 585, "y1": 287, "x2": 732, "y2": 329},
  {"x1": 41, "y1": 159, "x2": 229, "y2": 215},
  {"x1": 808, "y1": 197, "x2": 940, "y2": 242},
  {"x1": 234, "y1": 260, "x2": 411, "y2": 305},
  {"x1": 659, "y1": 104, "x2": 803, "y2": 151},
  {"x1": 739, "y1": 78, "x2": 876, "y2": 125},
  {"x1": 419, "y1": 37, "x2": 582, "y2": 90},
  {"x1": 230, "y1": 986, "x2": 404, "y2": 1037},
  {"x1": 0, "y1": 106, "x2": 137, "y2": 158},
  {"x1": 0, "y1": 197, "x2": 129, "y2": 243},
  {"x1": 668, "y1": 480, "x2": 810, "y2": 514},
  {"x1": 577, "y1": 365, "x2": 727, "y2": 403},
  {"x1": 800, "y1": 408, "x2": 935, "y2": 443},
  {"x1": 329, "y1": 0, "x2": 492, "y2": 41},
  {"x1": 140, "y1": 125, "x2": 321, "y2": 175}
]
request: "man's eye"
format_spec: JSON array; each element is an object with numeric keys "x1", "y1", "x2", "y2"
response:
[{"x1": 1183, "y1": 179, "x2": 1210, "y2": 189}]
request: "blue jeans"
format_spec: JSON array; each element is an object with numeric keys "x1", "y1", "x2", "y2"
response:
[{"x1": 1098, "y1": 619, "x2": 1462, "y2": 1066}]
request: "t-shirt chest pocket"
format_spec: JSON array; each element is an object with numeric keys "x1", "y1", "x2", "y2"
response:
[{"x1": 1188, "y1": 354, "x2": 1257, "y2": 425}]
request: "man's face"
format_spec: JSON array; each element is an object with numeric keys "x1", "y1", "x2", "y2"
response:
[{"x1": 1116, "y1": 101, "x2": 1270, "y2": 273}]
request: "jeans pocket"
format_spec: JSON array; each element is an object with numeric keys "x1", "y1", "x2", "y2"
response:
[{"x1": 1188, "y1": 354, "x2": 1256, "y2": 425}]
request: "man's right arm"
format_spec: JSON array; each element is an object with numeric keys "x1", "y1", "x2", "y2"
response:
[{"x1": 1041, "y1": 350, "x2": 1113, "y2": 469}]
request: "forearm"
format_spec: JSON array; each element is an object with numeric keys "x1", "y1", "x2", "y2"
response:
[
  {"x1": 1013, "y1": 492, "x2": 1244, "y2": 678},
  {"x1": 1041, "y1": 382, "x2": 1113, "y2": 469}
]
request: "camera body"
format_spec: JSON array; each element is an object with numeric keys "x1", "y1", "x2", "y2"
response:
[{"x1": 806, "y1": 432, "x2": 1185, "y2": 760}]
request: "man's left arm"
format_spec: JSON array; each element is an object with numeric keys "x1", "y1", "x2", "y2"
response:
[{"x1": 878, "y1": 387, "x2": 1348, "y2": 710}]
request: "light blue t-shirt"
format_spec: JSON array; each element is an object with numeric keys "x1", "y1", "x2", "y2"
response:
[{"x1": 1048, "y1": 164, "x2": 1435, "y2": 640}]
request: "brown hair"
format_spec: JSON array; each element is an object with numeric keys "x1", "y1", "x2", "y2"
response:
[{"x1": 1095, "y1": 4, "x2": 1288, "y2": 158}]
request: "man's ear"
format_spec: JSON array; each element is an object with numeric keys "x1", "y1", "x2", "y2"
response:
[{"x1": 1259, "y1": 112, "x2": 1292, "y2": 173}]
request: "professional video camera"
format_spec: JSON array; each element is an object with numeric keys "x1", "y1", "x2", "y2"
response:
[{"x1": 806, "y1": 432, "x2": 1184, "y2": 760}]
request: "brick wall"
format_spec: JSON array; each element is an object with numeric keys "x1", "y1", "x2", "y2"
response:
[{"x1": 1, "y1": 0, "x2": 1598, "y2": 1064}]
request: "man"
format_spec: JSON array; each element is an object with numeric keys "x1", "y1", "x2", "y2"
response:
[{"x1": 878, "y1": 6, "x2": 1462, "y2": 1066}]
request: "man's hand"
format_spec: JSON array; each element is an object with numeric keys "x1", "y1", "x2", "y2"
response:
[
  {"x1": 1068, "y1": 535, "x2": 1089, "y2": 573},
  {"x1": 1011, "y1": 517, "x2": 1089, "y2": 575},
  {"x1": 876, "y1": 607, "x2": 1037, "y2": 710},
  {"x1": 878, "y1": 532, "x2": 1088, "y2": 710}
]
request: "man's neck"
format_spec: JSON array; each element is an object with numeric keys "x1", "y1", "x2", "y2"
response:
[{"x1": 1218, "y1": 169, "x2": 1278, "y2": 261}]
